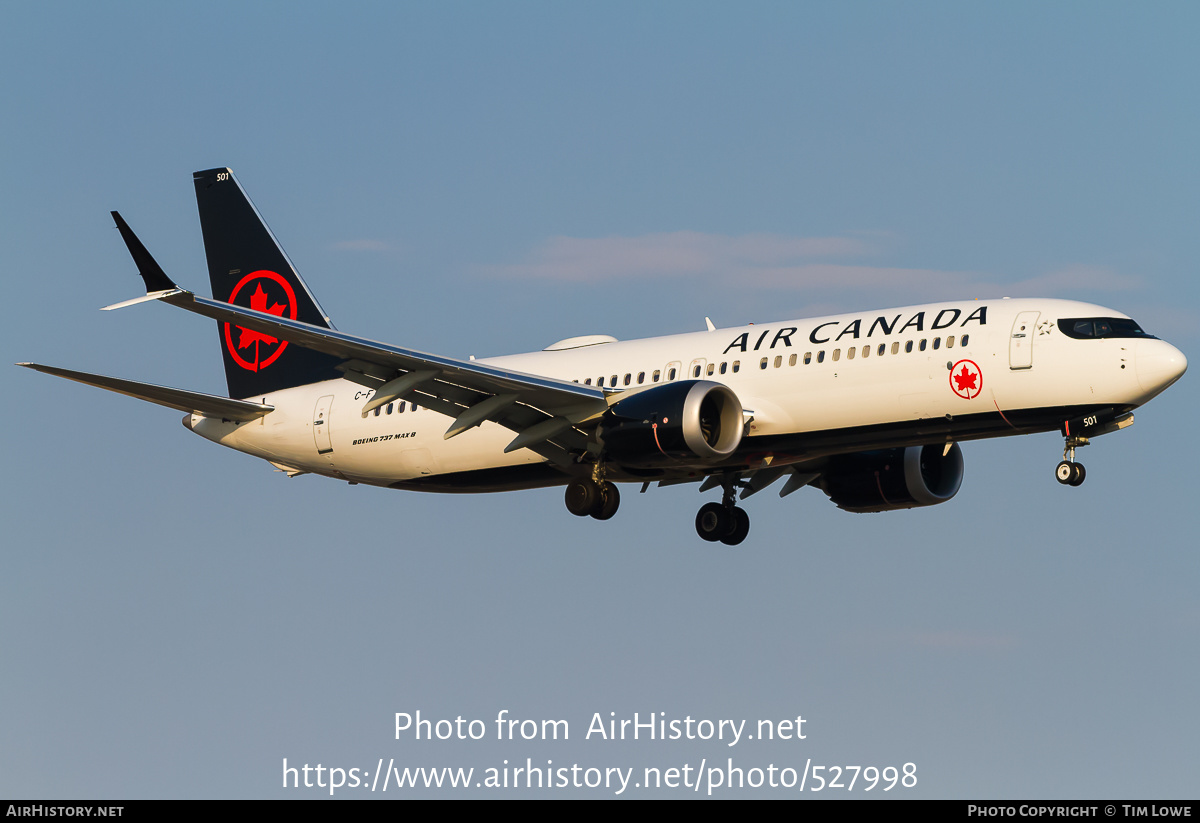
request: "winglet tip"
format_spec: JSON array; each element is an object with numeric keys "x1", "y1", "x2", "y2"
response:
[{"x1": 109, "y1": 212, "x2": 177, "y2": 293}]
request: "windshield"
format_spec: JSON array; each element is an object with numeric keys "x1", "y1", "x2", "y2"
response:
[{"x1": 1059, "y1": 317, "x2": 1155, "y2": 340}]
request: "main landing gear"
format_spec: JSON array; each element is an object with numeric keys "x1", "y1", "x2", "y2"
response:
[
  {"x1": 565, "y1": 477, "x2": 620, "y2": 520},
  {"x1": 565, "y1": 472, "x2": 751, "y2": 544},
  {"x1": 1055, "y1": 435, "x2": 1089, "y2": 487},
  {"x1": 695, "y1": 478, "x2": 750, "y2": 546}
]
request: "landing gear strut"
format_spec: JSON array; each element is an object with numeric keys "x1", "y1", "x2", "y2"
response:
[
  {"x1": 1055, "y1": 436, "x2": 1089, "y2": 487},
  {"x1": 565, "y1": 477, "x2": 620, "y2": 520},
  {"x1": 695, "y1": 477, "x2": 751, "y2": 545}
]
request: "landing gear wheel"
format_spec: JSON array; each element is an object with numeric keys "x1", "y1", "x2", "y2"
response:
[
  {"x1": 1058, "y1": 435, "x2": 1090, "y2": 487},
  {"x1": 1068, "y1": 463, "x2": 1086, "y2": 487},
  {"x1": 1055, "y1": 461, "x2": 1075, "y2": 485},
  {"x1": 1056, "y1": 461, "x2": 1086, "y2": 486},
  {"x1": 695, "y1": 502, "x2": 729, "y2": 542},
  {"x1": 591, "y1": 482, "x2": 621, "y2": 520},
  {"x1": 719, "y1": 507, "x2": 750, "y2": 546},
  {"x1": 565, "y1": 478, "x2": 601, "y2": 516}
]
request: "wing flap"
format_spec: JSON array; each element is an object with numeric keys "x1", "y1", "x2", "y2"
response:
[{"x1": 153, "y1": 289, "x2": 607, "y2": 412}]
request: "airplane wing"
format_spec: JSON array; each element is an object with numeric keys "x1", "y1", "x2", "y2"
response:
[
  {"x1": 16, "y1": 363, "x2": 273, "y2": 420},
  {"x1": 107, "y1": 213, "x2": 609, "y2": 465}
]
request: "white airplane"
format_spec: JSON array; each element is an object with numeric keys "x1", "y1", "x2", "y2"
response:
[{"x1": 19, "y1": 168, "x2": 1188, "y2": 545}]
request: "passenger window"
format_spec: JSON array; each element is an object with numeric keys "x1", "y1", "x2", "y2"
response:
[
  {"x1": 760, "y1": 357, "x2": 768, "y2": 370},
  {"x1": 862, "y1": 345, "x2": 870, "y2": 358},
  {"x1": 832, "y1": 349, "x2": 841, "y2": 361},
  {"x1": 610, "y1": 375, "x2": 618, "y2": 386},
  {"x1": 732, "y1": 361, "x2": 740, "y2": 373},
  {"x1": 374, "y1": 407, "x2": 381, "y2": 417},
  {"x1": 668, "y1": 368, "x2": 677, "y2": 380},
  {"x1": 772, "y1": 355, "x2": 781, "y2": 368},
  {"x1": 623, "y1": 374, "x2": 631, "y2": 386},
  {"x1": 932, "y1": 338, "x2": 940, "y2": 350},
  {"x1": 947, "y1": 336, "x2": 955, "y2": 348},
  {"x1": 891, "y1": 342, "x2": 899, "y2": 355},
  {"x1": 877, "y1": 343, "x2": 885, "y2": 356},
  {"x1": 597, "y1": 376, "x2": 604, "y2": 387},
  {"x1": 719, "y1": 362, "x2": 727, "y2": 374},
  {"x1": 817, "y1": 350, "x2": 825, "y2": 363},
  {"x1": 584, "y1": 378, "x2": 592, "y2": 385},
  {"x1": 652, "y1": 370, "x2": 661, "y2": 383},
  {"x1": 919, "y1": 339, "x2": 927, "y2": 351},
  {"x1": 804, "y1": 352, "x2": 812, "y2": 365},
  {"x1": 905, "y1": 341, "x2": 913, "y2": 353},
  {"x1": 387, "y1": 403, "x2": 394, "y2": 414},
  {"x1": 847, "y1": 347, "x2": 856, "y2": 360},
  {"x1": 637, "y1": 372, "x2": 645, "y2": 384},
  {"x1": 693, "y1": 365, "x2": 702, "y2": 378},
  {"x1": 706, "y1": 363, "x2": 715, "y2": 376},
  {"x1": 789, "y1": 353, "x2": 797, "y2": 366},
  {"x1": 961, "y1": 334, "x2": 970, "y2": 346}
]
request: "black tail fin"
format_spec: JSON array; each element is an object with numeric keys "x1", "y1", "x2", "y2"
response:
[{"x1": 193, "y1": 167, "x2": 343, "y2": 399}]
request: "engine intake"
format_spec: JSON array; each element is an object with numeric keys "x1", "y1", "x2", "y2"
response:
[
  {"x1": 820, "y1": 443, "x2": 964, "y2": 512},
  {"x1": 598, "y1": 380, "x2": 744, "y2": 467}
]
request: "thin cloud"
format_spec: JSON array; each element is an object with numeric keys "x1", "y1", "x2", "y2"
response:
[
  {"x1": 484, "y1": 231, "x2": 878, "y2": 281},
  {"x1": 1003, "y1": 264, "x2": 1141, "y2": 295},
  {"x1": 482, "y1": 232, "x2": 1142, "y2": 304},
  {"x1": 737, "y1": 263, "x2": 979, "y2": 293}
]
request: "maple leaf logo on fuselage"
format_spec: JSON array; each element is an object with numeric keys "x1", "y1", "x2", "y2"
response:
[
  {"x1": 949, "y1": 359, "x2": 983, "y2": 399},
  {"x1": 953, "y1": 365, "x2": 977, "y2": 393}
]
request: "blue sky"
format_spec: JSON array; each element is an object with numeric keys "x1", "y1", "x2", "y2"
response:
[{"x1": 2, "y1": 2, "x2": 1197, "y2": 798}]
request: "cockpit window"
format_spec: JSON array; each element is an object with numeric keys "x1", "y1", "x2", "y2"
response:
[{"x1": 1059, "y1": 317, "x2": 1155, "y2": 340}]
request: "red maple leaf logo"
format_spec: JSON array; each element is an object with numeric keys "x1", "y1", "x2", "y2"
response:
[
  {"x1": 236, "y1": 283, "x2": 286, "y2": 350},
  {"x1": 223, "y1": 270, "x2": 297, "y2": 372},
  {"x1": 953, "y1": 365, "x2": 978, "y2": 393}
]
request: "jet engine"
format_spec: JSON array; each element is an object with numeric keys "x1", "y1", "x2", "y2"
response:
[
  {"x1": 819, "y1": 443, "x2": 964, "y2": 512},
  {"x1": 597, "y1": 380, "x2": 744, "y2": 467}
]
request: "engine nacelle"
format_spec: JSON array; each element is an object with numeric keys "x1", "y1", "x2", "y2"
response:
[
  {"x1": 597, "y1": 380, "x2": 744, "y2": 468},
  {"x1": 819, "y1": 443, "x2": 964, "y2": 513}
]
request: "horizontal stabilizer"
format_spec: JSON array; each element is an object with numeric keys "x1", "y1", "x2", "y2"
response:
[
  {"x1": 102, "y1": 289, "x2": 184, "y2": 312},
  {"x1": 17, "y1": 363, "x2": 273, "y2": 420}
]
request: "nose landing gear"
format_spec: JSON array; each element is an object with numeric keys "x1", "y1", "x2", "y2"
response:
[
  {"x1": 695, "y1": 477, "x2": 751, "y2": 545},
  {"x1": 1055, "y1": 436, "x2": 1089, "y2": 486}
]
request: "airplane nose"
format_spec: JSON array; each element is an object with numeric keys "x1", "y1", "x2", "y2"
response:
[{"x1": 1136, "y1": 339, "x2": 1188, "y2": 396}]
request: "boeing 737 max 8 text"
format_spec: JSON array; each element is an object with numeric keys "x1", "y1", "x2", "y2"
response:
[{"x1": 18, "y1": 169, "x2": 1188, "y2": 544}]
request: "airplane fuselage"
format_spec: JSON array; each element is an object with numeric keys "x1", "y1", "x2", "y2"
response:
[{"x1": 189, "y1": 297, "x2": 1178, "y2": 492}]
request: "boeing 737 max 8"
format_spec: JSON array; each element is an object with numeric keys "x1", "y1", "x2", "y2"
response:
[{"x1": 18, "y1": 169, "x2": 1188, "y2": 544}]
